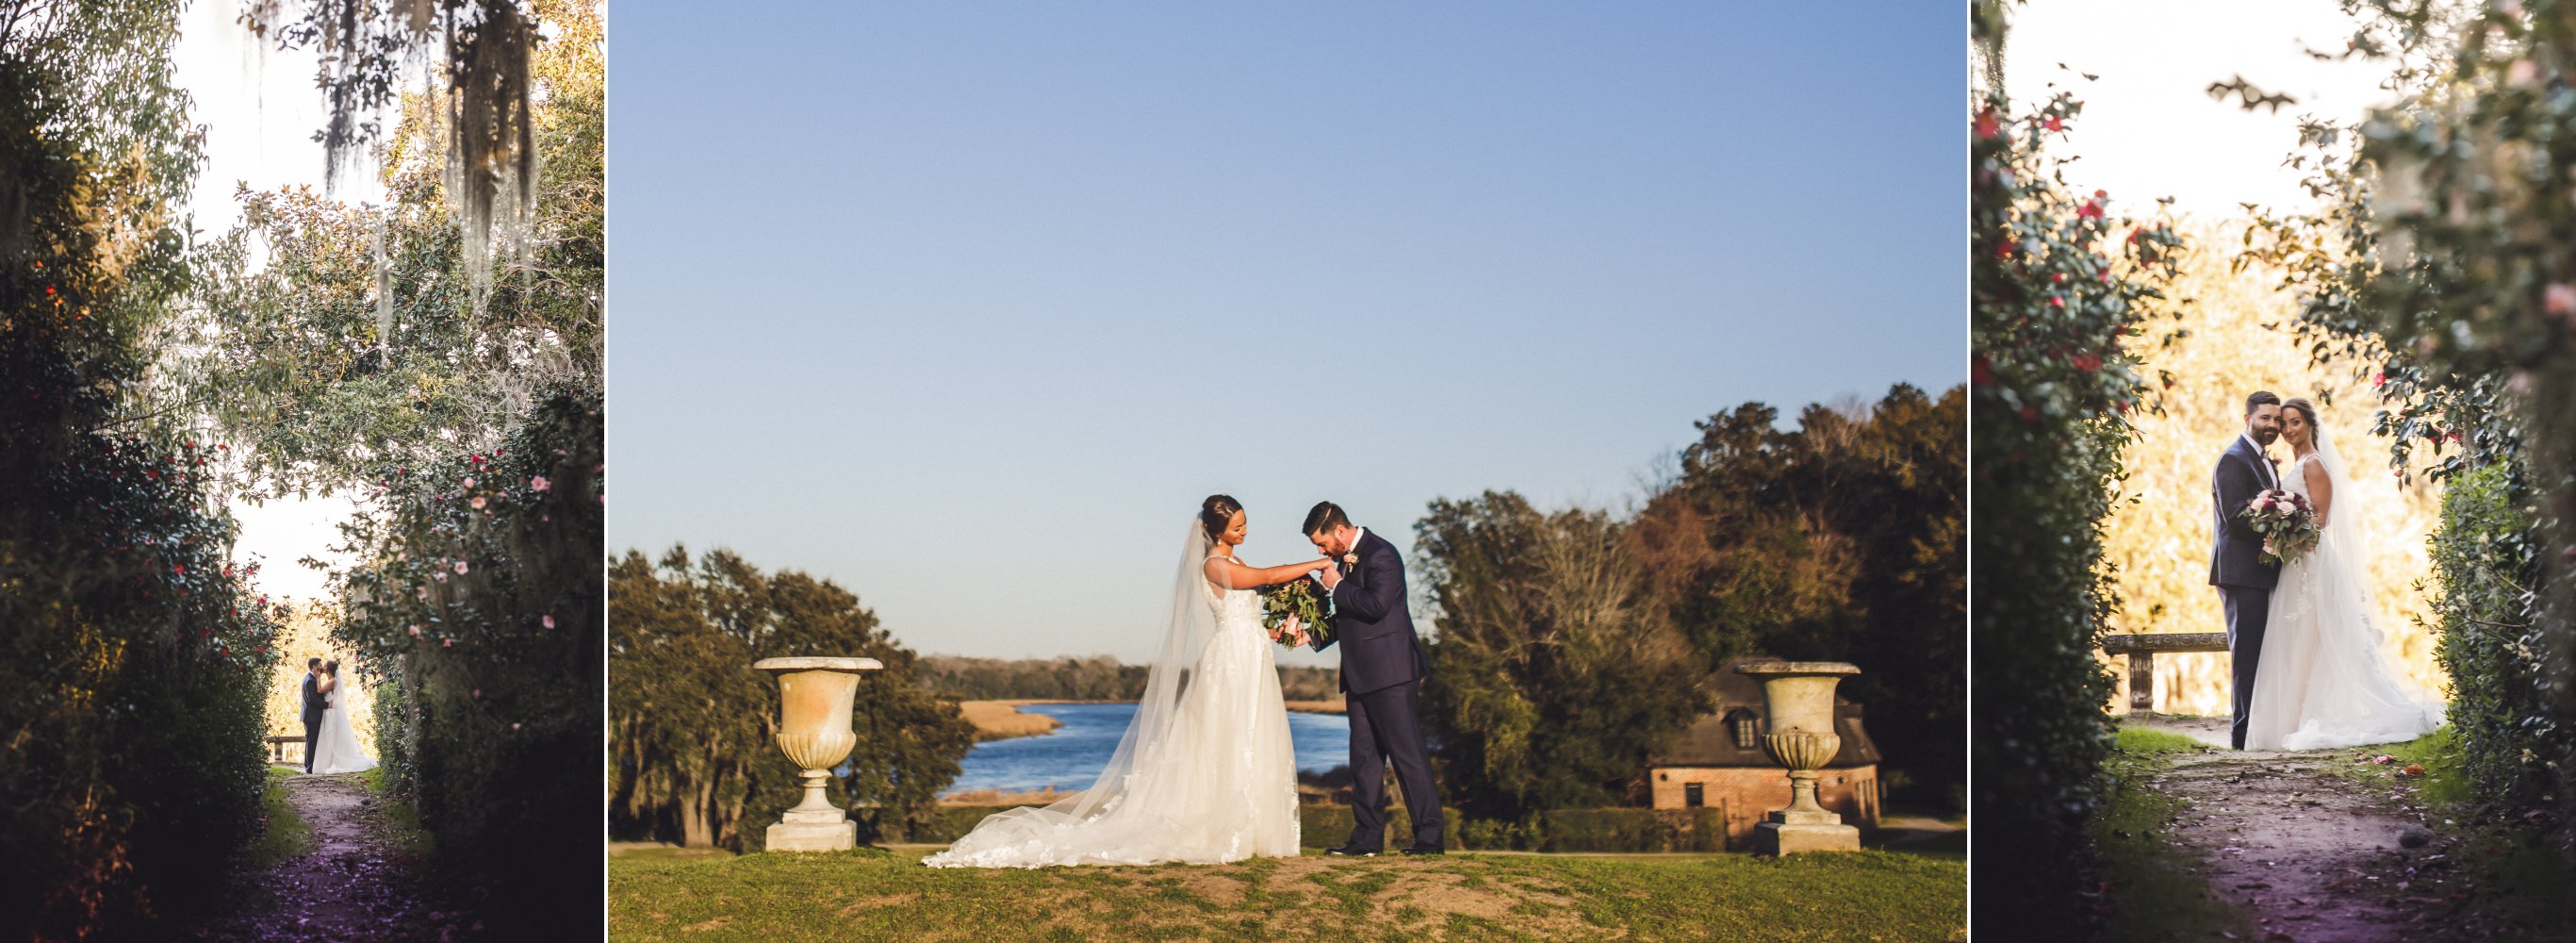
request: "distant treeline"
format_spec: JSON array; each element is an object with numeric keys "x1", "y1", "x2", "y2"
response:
[{"x1": 921, "y1": 655, "x2": 1342, "y2": 703}]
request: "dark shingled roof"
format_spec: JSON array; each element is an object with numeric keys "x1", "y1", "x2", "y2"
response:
[{"x1": 1649, "y1": 658, "x2": 1881, "y2": 769}]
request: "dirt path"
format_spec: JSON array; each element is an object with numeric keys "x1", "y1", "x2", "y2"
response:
[
  {"x1": 2125, "y1": 716, "x2": 2503, "y2": 942},
  {"x1": 195, "y1": 771, "x2": 479, "y2": 942}
]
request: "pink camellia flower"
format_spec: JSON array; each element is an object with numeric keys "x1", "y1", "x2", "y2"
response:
[
  {"x1": 542, "y1": 614, "x2": 556, "y2": 629},
  {"x1": 473, "y1": 688, "x2": 482, "y2": 699},
  {"x1": 513, "y1": 722, "x2": 522, "y2": 731},
  {"x1": 464, "y1": 476, "x2": 476, "y2": 488},
  {"x1": 530, "y1": 475, "x2": 550, "y2": 492},
  {"x1": 2547, "y1": 283, "x2": 2576, "y2": 317},
  {"x1": 2509, "y1": 58, "x2": 2541, "y2": 89},
  {"x1": 435, "y1": 571, "x2": 448, "y2": 583},
  {"x1": 409, "y1": 625, "x2": 422, "y2": 637},
  {"x1": 470, "y1": 496, "x2": 486, "y2": 509},
  {"x1": 454, "y1": 560, "x2": 469, "y2": 574},
  {"x1": 443, "y1": 637, "x2": 453, "y2": 648}
]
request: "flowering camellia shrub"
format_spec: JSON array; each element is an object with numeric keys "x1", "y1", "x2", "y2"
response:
[
  {"x1": 1969, "y1": 74, "x2": 2188, "y2": 932},
  {"x1": 328, "y1": 389, "x2": 601, "y2": 935}
]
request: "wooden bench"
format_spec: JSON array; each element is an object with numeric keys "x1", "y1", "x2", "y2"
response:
[
  {"x1": 2100, "y1": 633, "x2": 2229, "y2": 712},
  {"x1": 265, "y1": 735, "x2": 305, "y2": 764}
]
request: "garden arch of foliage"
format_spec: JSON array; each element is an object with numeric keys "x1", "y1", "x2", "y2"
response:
[{"x1": 1974, "y1": 0, "x2": 2576, "y2": 935}]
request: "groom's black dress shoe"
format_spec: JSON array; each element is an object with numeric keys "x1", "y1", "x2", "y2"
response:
[
  {"x1": 1399, "y1": 844, "x2": 1444, "y2": 856},
  {"x1": 1321, "y1": 845, "x2": 1379, "y2": 857}
]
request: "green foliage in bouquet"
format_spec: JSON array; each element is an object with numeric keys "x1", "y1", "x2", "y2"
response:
[
  {"x1": 1972, "y1": 3, "x2": 2189, "y2": 930},
  {"x1": 1261, "y1": 576, "x2": 1336, "y2": 646}
]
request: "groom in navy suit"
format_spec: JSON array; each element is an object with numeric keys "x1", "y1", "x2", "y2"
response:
[
  {"x1": 2211, "y1": 390, "x2": 2285, "y2": 750},
  {"x1": 300, "y1": 657, "x2": 327, "y2": 774},
  {"x1": 1304, "y1": 502, "x2": 1445, "y2": 855}
]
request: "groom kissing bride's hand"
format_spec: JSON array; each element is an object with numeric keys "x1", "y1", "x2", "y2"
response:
[{"x1": 1302, "y1": 502, "x2": 1445, "y2": 856}]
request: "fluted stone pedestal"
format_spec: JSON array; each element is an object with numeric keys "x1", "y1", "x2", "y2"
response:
[
  {"x1": 765, "y1": 807, "x2": 858, "y2": 852},
  {"x1": 1753, "y1": 795, "x2": 1862, "y2": 855}
]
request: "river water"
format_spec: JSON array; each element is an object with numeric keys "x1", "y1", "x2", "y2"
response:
[{"x1": 946, "y1": 703, "x2": 1351, "y2": 795}]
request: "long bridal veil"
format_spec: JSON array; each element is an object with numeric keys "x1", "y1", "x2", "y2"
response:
[
  {"x1": 2249, "y1": 422, "x2": 2445, "y2": 751},
  {"x1": 923, "y1": 520, "x2": 1227, "y2": 866}
]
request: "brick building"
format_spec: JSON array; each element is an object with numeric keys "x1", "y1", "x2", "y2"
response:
[{"x1": 1647, "y1": 659, "x2": 1881, "y2": 849}]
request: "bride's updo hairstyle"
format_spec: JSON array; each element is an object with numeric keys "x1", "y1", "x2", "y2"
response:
[
  {"x1": 322, "y1": 659, "x2": 339, "y2": 675},
  {"x1": 1199, "y1": 495, "x2": 1242, "y2": 543}
]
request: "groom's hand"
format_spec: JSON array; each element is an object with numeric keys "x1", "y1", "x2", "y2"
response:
[{"x1": 1318, "y1": 565, "x2": 1343, "y2": 590}]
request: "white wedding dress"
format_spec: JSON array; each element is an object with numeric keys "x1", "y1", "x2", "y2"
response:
[
  {"x1": 309, "y1": 680, "x2": 379, "y2": 775},
  {"x1": 923, "y1": 523, "x2": 1299, "y2": 868},
  {"x1": 2243, "y1": 433, "x2": 2445, "y2": 752}
]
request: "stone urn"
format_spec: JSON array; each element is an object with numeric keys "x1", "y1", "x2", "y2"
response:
[
  {"x1": 1735, "y1": 660, "x2": 1862, "y2": 856},
  {"x1": 752, "y1": 656, "x2": 882, "y2": 852}
]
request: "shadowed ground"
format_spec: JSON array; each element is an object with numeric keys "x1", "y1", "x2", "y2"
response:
[
  {"x1": 2099, "y1": 716, "x2": 2575, "y2": 942},
  {"x1": 193, "y1": 769, "x2": 479, "y2": 942}
]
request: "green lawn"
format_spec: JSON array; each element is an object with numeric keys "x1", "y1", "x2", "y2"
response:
[{"x1": 610, "y1": 846, "x2": 1963, "y2": 942}]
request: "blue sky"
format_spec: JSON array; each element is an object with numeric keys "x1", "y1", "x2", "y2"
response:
[{"x1": 608, "y1": 2, "x2": 1963, "y2": 664}]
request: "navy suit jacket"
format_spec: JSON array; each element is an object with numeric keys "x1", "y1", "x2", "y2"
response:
[
  {"x1": 1310, "y1": 530, "x2": 1430, "y2": 695},
  {"x1": 301, "y1": 672, "x2": 327, "y2": 725},
  {"x1": 2209, "y1": 435, "x2": 2283, "y2": 589}
]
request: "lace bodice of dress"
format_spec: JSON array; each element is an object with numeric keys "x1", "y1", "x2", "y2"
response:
[{"x1": 2282, "y1": 452, "x2": 2323, "y2": 499}]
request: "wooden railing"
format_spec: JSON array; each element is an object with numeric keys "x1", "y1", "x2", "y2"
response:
[{"x1": 2099, "y1": 633, "x2": 2228, "y2": 712}]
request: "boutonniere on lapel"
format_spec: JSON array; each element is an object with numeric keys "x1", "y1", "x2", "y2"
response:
[{"x1": 1341, "y1": 554, "x2": 1358, "y2": 568}]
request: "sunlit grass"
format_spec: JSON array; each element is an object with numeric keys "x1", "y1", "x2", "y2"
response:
[{"x1": 609, "y1": 847, "x2": 1964, "y2": 942}]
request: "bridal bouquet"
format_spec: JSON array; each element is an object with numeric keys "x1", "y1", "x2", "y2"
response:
[
  {"x1": 1259, "y1": 576, "x2": 1336, "y2": 648},
  {"x1": 2241, "y1": 488, "x2": 2321, "y2": 566}
]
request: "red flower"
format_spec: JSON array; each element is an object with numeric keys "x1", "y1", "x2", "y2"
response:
[
  {"x1": 2073, "y1": 353, "x2": 2103, "y2": 372},
  {"x1": 2372, "y1": 372, "x2": 2386, "y2": 388},
  {"x1": 1975, "y1": 108, "x2": 2000, "y2": 139},
  {"x1": 2077, "y1": 201, "x2": 2105, "y2": 220},
  {"x1": 1972, "y1": 357, "x2": 1995, "y2": 387},
  {"x1": 2044, "y1": 115, "x2": 2064, "y2": 131}
]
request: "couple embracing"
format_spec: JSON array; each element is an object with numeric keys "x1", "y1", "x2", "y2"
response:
[
  {"x1": 299, "y1": 656, "x2": 377, "y2": 776},
  {"x1": 925, "y1": 498, "x2": 1443, "y2": 868},
  {"x1": 2210, "y1": 390, "x2": 2443, "y2": 752}
]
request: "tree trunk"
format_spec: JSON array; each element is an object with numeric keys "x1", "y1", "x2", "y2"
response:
[{"x1": 681, "y1": 778, "x2": 715, "y2": 848}]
